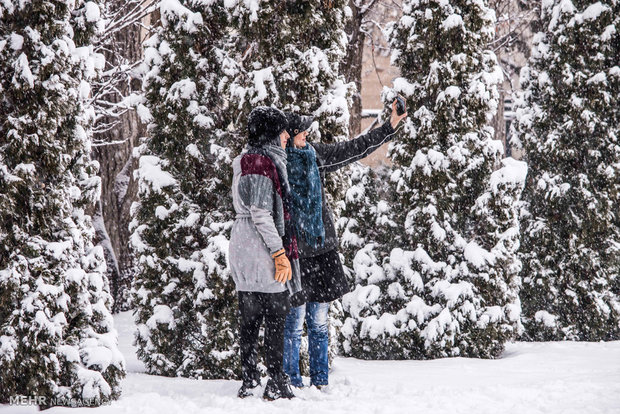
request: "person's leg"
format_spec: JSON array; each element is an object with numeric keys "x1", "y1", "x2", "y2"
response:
[
  {"x1": 282, "y1": 303, "x2": 306, "y2": 387},
  {"x1": 262, "y1": 291, "x2": 294, "y2": 399},
  {"x1": 306, "y1": 301, "x2": 330, "y2": 387},
  {"x1": 262, "y1": 291, "x2": 290, "y2": 380},
  {"x1": 237, "y1": 291, "x2": 263, "y2": 390}
]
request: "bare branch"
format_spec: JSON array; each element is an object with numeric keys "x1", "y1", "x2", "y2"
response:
[
  {"x1": 92, "y1": 138, "x2": 130, "y2": 147},
  {"x1": 370, "y1": 38, "x2": 385, "y2": 88},
  {"x1": 89, "y1": 0, "x2": 152, "y2": 142},
  {"x1": 358, "y1": 0, "x2": 380, "y2": 17},
  {"x1": 377, "y1": 0, "x2": 402, "y2": 11}
]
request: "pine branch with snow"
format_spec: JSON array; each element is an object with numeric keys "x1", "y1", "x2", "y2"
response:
[{"x1": 224, "y1": 0, "x2": 354, "y2": 204}]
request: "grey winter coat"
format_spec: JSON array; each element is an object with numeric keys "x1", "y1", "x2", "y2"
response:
[{"x1": 229, "y1": 146, "x2": 291, "y2": 293}]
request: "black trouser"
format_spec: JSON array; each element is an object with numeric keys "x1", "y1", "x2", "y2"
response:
[{"x1": 238, "y1": 291, "x2": 290, "y2": 384}]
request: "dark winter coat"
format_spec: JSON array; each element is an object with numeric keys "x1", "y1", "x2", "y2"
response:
[{"x1": 294, "y1": 121, "x2": 396, "y2": 304}]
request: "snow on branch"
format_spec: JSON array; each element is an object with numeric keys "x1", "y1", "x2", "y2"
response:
[{"x1": 90, "y1": 0, "x2": 155, "y2": 143}]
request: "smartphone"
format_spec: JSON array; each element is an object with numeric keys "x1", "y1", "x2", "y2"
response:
[{"x1": 396, "y1": 96, "x2": 406, "y2": 115}]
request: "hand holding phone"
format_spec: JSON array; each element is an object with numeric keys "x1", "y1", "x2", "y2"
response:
[{"x1": 390, "y1": 96, "x2": 408, "y2": 129}]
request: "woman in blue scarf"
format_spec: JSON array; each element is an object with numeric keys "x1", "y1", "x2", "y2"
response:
[{"x1": 283, "y1": 99, "x2": 408, "y2": 389}]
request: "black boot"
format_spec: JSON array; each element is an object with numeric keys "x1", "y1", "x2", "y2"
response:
[
  {"x1": 263, "y1": 375, "x2": 295, "y2": 401},
  {"x1": 237, "y1": 377, "x2": 260, "y2": 398},
  {"x1": 237, "y1": 379, "x2": 260, "y2": 398}
]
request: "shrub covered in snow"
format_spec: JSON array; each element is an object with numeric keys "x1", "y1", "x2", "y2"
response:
[
  {"x1": 130, "y1": 0, "x2": 239, "y2": 379},
  {"x1": 0, "y1": 0, "x2": 125, "y2": 406},
  {"x1": 224, "y1": 0, "x2": 354, "y2": 203},
  {"x1": 340, "y1": 0, "x2": 525, "y2": 359},
  {"x1": 512, "y1": 0, "x2": 620, "y2": 341},
  {"x1": 338, "y1": 163, "x2": 397, "y2": 267}
]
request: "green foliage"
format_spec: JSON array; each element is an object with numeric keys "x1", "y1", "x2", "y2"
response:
[
  {"x1": 225, "y1": 0, "x2": 354, "y2": 202},
  {"x1": 338, "y1": 163, "x2": 398, "y2": 267},
  {"x1": 340, "y1": 0, "x2": 524, "y2": 360},
  {"x1": 131, "y1": 0, "x2": 239, "y2": 379},
  {"x1": 512, "y1": 0, "x2": 620, "y2": 341},
  {"x1": 0, "y1": 0, "x2": 125, "y2": 406}
]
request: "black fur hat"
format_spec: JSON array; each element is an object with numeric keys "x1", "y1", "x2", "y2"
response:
[{"x1": 247, "y1": 106, "x2": 288, "y2": 146}]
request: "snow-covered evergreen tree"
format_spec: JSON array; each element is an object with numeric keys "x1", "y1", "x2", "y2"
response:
[
  {"x1": 225, "y1": 0, "x2": 353, "y2": 201},
  {"x1": 512, "y1": 0, "x2": 620, "y2": 341},
  {"x1": 130, "y1": 0, "x2": 239, "y2": 378},
  {"x1": 341, "y1": 0, "x2": 525, "y2": 359},
  {"x1": 0, "y1": 0, "x2": 125, "y2": 406}
]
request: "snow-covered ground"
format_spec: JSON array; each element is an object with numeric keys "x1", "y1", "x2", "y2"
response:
[{"x1": 2, "y1": 310, "x2": 619, "y2": 414}]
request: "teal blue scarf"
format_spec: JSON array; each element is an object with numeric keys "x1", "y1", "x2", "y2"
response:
[{"x1": 286, "y1": 144, "x2": 325, "y2": 249}]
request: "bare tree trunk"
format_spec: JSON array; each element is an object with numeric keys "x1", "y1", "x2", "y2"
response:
[
  {"x1": 92, "y1": 136, "x2": 141, "y2": 313},
  {"x1": 343, "y1": 0, "x2": 367, "y2": 138},
  {"x1": 493, "y1": 88, "x2": 507, "y2": 153},
  {"x1": 488, "y1": 0, "x2": 537, "y2": 158},
  {"x1": 92, "y1": 0, "x2": 146, "y2": 312}
]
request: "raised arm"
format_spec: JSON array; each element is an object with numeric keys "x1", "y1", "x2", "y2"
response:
[
  {"x1": 311, "y1": 98, "x2": 408, "y2": 173},
  {"x1": 311, "y1": 122, "x2": 396, "y2": 173}
]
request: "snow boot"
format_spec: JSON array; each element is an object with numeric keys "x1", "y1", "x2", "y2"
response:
[
  {"x1": 262, "y1": 375, "x2": 295, "y2": 401},
  {"x1": 237, "y1": 378, "x2": 260, "y2": 398}
]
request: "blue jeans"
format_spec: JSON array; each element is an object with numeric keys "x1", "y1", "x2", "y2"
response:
[{"x1": 283, "y1": 302, "x2": 329, "y2": 387}]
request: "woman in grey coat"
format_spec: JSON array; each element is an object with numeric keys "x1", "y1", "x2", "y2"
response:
[{"x1": 229, "y1": 106, "x2": 302, "y2": 400}]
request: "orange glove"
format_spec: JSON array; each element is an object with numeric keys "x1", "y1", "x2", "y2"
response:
[{"x1": 272, "y1": 248, "x2": 292, "y2": 284}]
